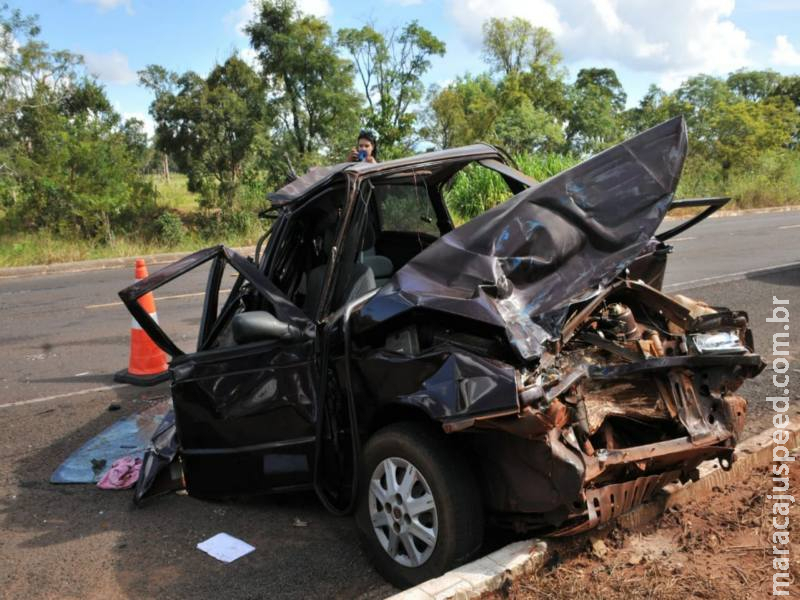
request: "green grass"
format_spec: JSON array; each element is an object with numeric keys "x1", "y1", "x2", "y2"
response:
[
  {"x1": 150, "y1": 173, "x2": 200, "y2": 212},
  {"x1": 3, "y1": 154, "x2": 798, "y2": 268},
  {"x1": 0, "y1": 229, "x2": 261, "y2": 268},
  {"x1": 0, "y1": 174, "x2": 271, "y2": 268},
  {"x1": 677, "y1": 150, "x2": 800, "y2": 210}
]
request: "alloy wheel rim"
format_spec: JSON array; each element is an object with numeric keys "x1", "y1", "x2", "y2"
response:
[{"x1": 368, "y1": 456, "x2": 438, "y2": 567}]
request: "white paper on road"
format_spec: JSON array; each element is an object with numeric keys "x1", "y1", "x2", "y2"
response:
[{"x1": 197, "y1": 533, "x2": 255, "y2": 563}]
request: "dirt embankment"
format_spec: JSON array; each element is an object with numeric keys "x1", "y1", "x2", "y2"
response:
[{"x1": 486, "y1": 460, "x2": 799, "y2": 600}]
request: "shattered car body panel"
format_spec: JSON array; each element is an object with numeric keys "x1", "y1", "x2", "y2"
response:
[
  {"x1": 121, "y1": 117, "x2": 764, "y2": 540},
  {"x1": 359, "y1": 117, "x2": 687, "y2": 360}
]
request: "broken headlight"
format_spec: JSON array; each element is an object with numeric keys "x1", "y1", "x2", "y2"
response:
[{"x1": 690, "y1": 330, "x2": 746, "y2": 354}]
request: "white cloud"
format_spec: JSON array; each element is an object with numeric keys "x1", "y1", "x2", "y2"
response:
[
  {"x1": 297, "y1": 0, "x2": 333, "y2": 18},
  {"x1": 239, "y1": 47, "x2": 259, "y2": 68},
  {"x1": 122, "y1": 110, "x2": 155, "y2": 137},
  {"x1": 448, "y1": 0, "x2": 564, "y2": 44},
  {"x1": 445, "y1": 0, "x2": 752, "y2": 89},
  {"x1": 225, "y1": 1, "x2": 256, "y2": 36},
  {"x1": 771, "y1": 34, "x2": 800, "y2": 67},
  {"x1": 83, "y1": 51, "x2": 137, "y2": 85},
  {"x1": 226, "y1": 0, "x2": 332, "y2": 36},
  {"x1": 77, "y1": 0, "x2": 133, "y2": 14}
]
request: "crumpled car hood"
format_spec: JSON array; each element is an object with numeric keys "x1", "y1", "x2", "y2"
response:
[{"x1": 359, "y1": 117, "x2": 688, "y2": 360}]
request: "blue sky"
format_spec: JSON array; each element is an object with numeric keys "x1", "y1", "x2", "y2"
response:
[{"x1": 20, "y1": 0, "x2": 800, "y2": 135}]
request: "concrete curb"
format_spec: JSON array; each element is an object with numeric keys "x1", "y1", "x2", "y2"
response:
[
  {"x1": 0, "y1": 246, "x2": 256, "y2": 279},
  {"x1": 662, "y1": 205, "x2": 800, "y2": 220},
  {"x1": 384, "y1": 540, "x2": 548, "y2": 600},
  {"x1": 387, "y1": 418, "x2": 800, "y2": 600}
]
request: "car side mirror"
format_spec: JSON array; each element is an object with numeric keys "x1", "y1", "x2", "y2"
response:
[{"x1": 232, "y1": 311, "x2": 310, "y2": 344}]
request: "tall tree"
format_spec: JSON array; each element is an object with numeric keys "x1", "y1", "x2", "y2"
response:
[
  {"x1": 481, "y1": 17, "x2": 560, "y2": 77},
  {"x1": 622, "y1": 84, "x2": 679, "y2": 134},
  {"x1": 425, "y1": 21, "x2": 567, "y2": 153},
  {"x1": 422, "y1": 75, "x2": 498, "y2": 148},
  {"x1": 246, "y1": 0, "x2": 358, "y2": 157},
  {"x1": 337, "y1": 21, "x2": 445, "y2": 152},
  {"x1": 726, "y1": 69, "x2": 783, "y2": 102},
  {"x1": 773, "y1": 75, "x2": 800, "y2": 109},
  {"x1": 140, "y1": 56, "x2": 268, "y2": 209},
  {"x1": 492, "y1": 96, "x2": 564, "y2": 153},
  {"x1": 0, "y1": 5, "x2": 156, "y2": 241},
  {"x1": 672, "y1": 74, "x2": 734, "y2": 146},
  {"x1": 566, "y1": 68, "x2": 627, "y2": 153},
  {"x1": 493, "y1": 75, "x2": 564, "y2": 152},
  {"x1": 710, "y1": 97, "x2": 800, "y2": 170}
]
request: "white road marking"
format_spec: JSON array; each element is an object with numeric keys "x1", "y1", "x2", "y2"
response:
[
  {"x1": 778, "y1": 224, "x2": 800, "y2": 230},
  {"x1": 0, "y1": 384, "x2": 130, "y2": 409},
  {"x1": 85, "y1": 300, "x2": 127, "y2": 309},
  {"x1": 664, "y1": 260, "x2": 800, "y2": 291},
  {"x1": 85, "y1": 288, "x2": 231, "y2": 310},
  {"x1": 669, "y1": 236, "x2": 696, "y2": 242}
]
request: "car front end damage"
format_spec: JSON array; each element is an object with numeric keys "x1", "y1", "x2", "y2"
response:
[
  {"x1": 349, "y1": 116, "x2": 764, "y2": 535},
  {"x1": 435, "y1": 279, "x2": 762, "y2": 535}
]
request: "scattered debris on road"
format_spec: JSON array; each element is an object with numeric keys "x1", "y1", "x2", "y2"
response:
[
  {"x1": 96, "y1": 456, "x2": 142, "y2": 490},
  {"x1": 50, "y1": 400, "x2": 170, "y2": 484},
  {"x1": 196, "y1": 533, "x2": 255, "y2": 563}
]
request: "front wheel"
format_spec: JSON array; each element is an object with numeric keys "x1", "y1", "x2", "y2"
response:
[{"x1": 355, "y1": 422, "x2": 484, "y2": 588}]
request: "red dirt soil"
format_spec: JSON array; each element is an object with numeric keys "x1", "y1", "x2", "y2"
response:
[{"x1": 485, "y1": 458, "x2": 800, "y2": 599}]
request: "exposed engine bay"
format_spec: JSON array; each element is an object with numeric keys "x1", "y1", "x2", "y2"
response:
[{"x1": 430, "y1": 279, "x2": 760, "y2": 534}]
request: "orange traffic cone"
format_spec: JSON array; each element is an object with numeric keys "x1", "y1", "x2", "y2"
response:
[{"x1": 114, "y1": 259, "x2": 170, "y2": 386}]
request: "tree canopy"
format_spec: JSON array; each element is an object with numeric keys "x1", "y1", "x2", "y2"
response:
[
  {"x1": 338, "y1": 21, "x2": 445, "y2": 153},
  {"x1": 140, "y1": 57, "x2": 268, "y2": 210},
  {"x1": 0, "y1": 5, "x2": 156, "y2": 242},
  {"x1": 246, "y1": 0, "x2": 358, "y2": 158},
  {"x1": 2, "y1": 5, "x2": 800, "y2": 255}
]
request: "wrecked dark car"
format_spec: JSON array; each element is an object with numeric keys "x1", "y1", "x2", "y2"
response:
[{"x1": 120, "y1": 117, "x2": 764, "y2": 587}]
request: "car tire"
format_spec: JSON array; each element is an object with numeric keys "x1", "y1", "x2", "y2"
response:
[{"x1": 355, "y1": 421, "x2": 484, "y2": 589}]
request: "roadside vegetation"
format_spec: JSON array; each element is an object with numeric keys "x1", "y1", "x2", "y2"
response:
[{"x1": 1, "y1": 3, "x2": 798, "y2": 267}]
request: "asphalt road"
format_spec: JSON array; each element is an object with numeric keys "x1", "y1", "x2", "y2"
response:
[
  {"x1": 0, "y1": 210, "x2": 798, "y2": 599},
  {"x1": 658, "y1": 209, "x2": 800, "y2": 289}
]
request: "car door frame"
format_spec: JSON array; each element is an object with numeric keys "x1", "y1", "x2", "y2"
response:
[{"x1": 118, "y1": 244, "x2": 321, "y2": 496}]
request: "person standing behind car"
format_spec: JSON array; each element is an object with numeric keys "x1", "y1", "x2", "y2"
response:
[{"x1": 347, "y1": 129, "x2": 379, "y2": 163}]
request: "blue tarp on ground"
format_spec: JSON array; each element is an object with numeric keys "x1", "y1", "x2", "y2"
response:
[{"x1": 50, "y1": 400, "x2": 171, "y2": 484}]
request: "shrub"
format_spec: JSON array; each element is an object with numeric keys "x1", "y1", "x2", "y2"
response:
[
  {"x1": 151, "y1": 211, "x2": 187, "y2": 246},
  {"x1": 198, "y1": 210, "x2": 261, "y2": 243},
  {"x1": 677, "y1": 148, "x2": 800, "y2": 209},
  {"x1": 444, "y1": 151, "x2": 579, "y2": 222}
]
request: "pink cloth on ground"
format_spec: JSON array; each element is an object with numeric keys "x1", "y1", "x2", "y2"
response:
[{"x1": 96, "y1": 456, "x2": 142, "y2": 490}]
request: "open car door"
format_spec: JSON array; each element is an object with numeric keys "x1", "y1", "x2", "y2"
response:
[
  {"x1": 119, "y1": 246, "x2": 318, "y2": 499},
  {"x1": 657, "y1": 197, "x2": 730, "y2": 241}
]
